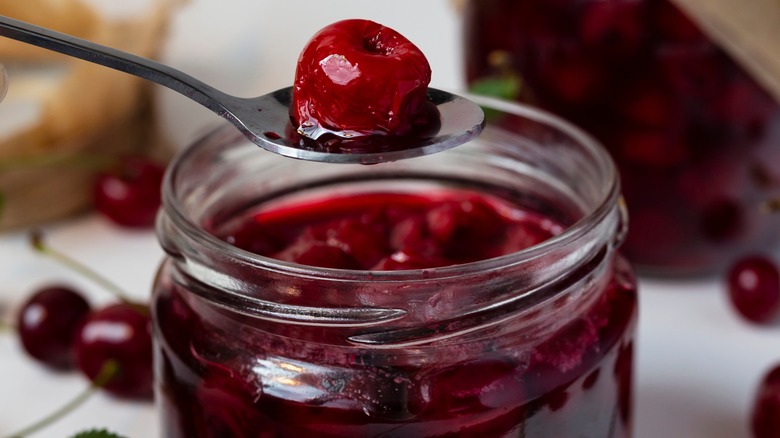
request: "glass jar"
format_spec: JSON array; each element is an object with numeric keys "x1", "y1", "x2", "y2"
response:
[
  {"x1": 152, "y1": 97, "x2": 637, "y2": 437},
  {"x1": 464, "y1": 0, "x2": 780, "y2": 275}
]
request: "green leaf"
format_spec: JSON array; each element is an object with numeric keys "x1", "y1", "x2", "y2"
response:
[
  {"x1": 70, "y1": 429, "x2": 127, "y2": 438},
  {"x1": 469, "y1": 74, "x2": 523, "y2": 102}
]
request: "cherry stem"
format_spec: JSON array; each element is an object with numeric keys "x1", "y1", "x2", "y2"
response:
[
  {"x1": 0, "y1": 320, "x2": 15, "y2": 332},
  {"x1": 0, "y1": 360, "x2": 119, "y2": 438},
  {"x1": 29, "y1": 230, "x2": 136, "y2": 305},
  {"x1": 761, "y1": 199, "x2": 780, "y2": 213}
]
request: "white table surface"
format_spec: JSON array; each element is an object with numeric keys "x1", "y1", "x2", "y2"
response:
[{"x1": 2, "y1": 1, "x2": 779, "y2": 437}]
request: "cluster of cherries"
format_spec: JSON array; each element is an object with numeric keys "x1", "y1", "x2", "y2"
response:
[
  {"x1": 15, "y1": 234, "x2": 153, "y2": 400},
  {"x1": 13, "y1": 151, "x2": 162, "y2": 392},
  {"x1": 223, "y1": 191, "x2": 560, "y2": 271},
  {"x1": 725, "y1": 254, "x2": 780, "y2": 437},
  {"x1": 1, "y1": 153, "x2": 162, "y2": 433}
]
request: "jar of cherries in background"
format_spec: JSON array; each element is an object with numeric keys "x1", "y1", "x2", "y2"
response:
[
  {"x1": 463, "y1": 0, "x2": 780, "y2": 276},
  {"x1": 152, "y1": 96, "x2": 636, "y2": 437}
]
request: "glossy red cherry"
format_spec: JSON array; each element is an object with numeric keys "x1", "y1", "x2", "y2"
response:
[
  {"x1": 752, "y1": 364, "x2": 780, "y2": 438},
  {"x1": 726, "y1": 255, "x2": 780, "y2": 324},
  {"x1": 93, "y1": 155, "x2": 165, "y2": 228},
  {"x1": 72, "y1": 303, "x2": 153, "y2": 399},
  {"x1": 291, "y1": 19, "x2": 434, "y2": 139},
  {"x1": 16, "y1": 285, "x2": 91, "y2": 369}
]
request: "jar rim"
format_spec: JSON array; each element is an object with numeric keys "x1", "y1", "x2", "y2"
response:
[{"x1": 161, "y1": 93, "x2": 622, "y2": 283}]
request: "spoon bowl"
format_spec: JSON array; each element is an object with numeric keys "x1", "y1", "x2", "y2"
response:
[{"x1": 0, "y1": 15, "x2": 484, "y2": 164}]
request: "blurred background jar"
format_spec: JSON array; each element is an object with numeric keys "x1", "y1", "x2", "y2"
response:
[{"x1": 463, "y1": 0, "x2": 780, "y2": 276}]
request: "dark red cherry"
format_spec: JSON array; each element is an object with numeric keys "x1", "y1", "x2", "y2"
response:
[
  {"x1": 425, "y1": 199, "x2": 500, "y2": 243},
  {"x1": 16, "y1": 285, "x2": 91, "y2": 369},
  {"x1": 536, "y1": 51, "x2": 605, "y2": 107},
  {"x1": 425, "y1": 198, "x2": 504, "y2": 260},
  {"x1": 225, "y1": 222, "x2": 282, "y2": 257},
  {"x1": 579, "y1": 0, "x2": 646, "y2": 54},
  {"x1": 495, "y1": 221, "x2": 556, "y2": 256},
  {"x1": 93, "y1": 155, "x2": 165, "y2": 228},
  {"x1": 321, "y1": 216, "x2": 390, "y2": 269},
  {"x1": 529, "y1": 317, "x2": 599, "y2": 375},
  {"x1": 73, "y1": 303, "x2": 153, "y2": 399},
  {"x1": 726, "y1": 255, "x2": 780, "y2": 324},
  {"x1": 615, "y1": 78, "x2": 680, "y2": 128},
  {"x1": 193, "y1": 355, "x2": 272, "y2": 437},
  {"x1": 614, "y1": 128, "x2": 688, "y2": 168},
  {"x1": 275, "y1": 239, "x2": 360, "y2": 269},
  {"x1": 291, "y1": 19, "x2": 433, "y2": 138},
  {"x1": 424, "y1": 359, "x2": 525, "y2": 417},
  {"x1": 751, "y1": 364, "x2": 780, "y2": 438}
]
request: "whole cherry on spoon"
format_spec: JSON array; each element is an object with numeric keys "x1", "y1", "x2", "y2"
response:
[{"x1": 0, "y1": 16, "x2": 484, "y2": 164}]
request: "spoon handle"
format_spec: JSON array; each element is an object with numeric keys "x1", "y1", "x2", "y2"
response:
[{"x1": 0, "y1": 15, "x2": 232, "y2": 114}]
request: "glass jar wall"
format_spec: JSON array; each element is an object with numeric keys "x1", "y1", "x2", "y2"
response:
[
  {"x1": 152, "y1": 97, "x2": 637, "y2": 437},
  {"x1": 464, "y1": 0, "x2": 780, "y2": 275}
]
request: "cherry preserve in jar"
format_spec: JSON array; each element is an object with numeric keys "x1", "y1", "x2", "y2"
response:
[
  {"x1": 464, "y1": 0, "x2": 780, "y2": 275},
  {"x1": 152, "y1": 97, "x2": 637, "y2": 437}
]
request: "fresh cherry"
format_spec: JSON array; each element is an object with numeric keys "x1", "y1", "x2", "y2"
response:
[
  {"x1": 751, "y1": 364, "x2": 780, "y2": 438},
  {"x1": 93, "y1": 155, "x2": 165, "y2": 228},
  {"x1": 72, "y1": 303, "x2": 153, "y2": 399},
  {"x1": 16, "y1": 285, "x2": 91, "y2": 369},
  {"x1": 726, "y1": 255, "x2": 780, "y2": 324},
  {"x1": 291, "y1": 19, "x2": 434, "y2": 139}
]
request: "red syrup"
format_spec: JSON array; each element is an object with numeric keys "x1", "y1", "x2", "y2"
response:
[{"x1": 152, "y1": 189, "x2": 637, "y2": 437}]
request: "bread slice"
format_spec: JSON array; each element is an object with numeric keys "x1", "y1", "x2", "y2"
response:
[
  {"x1": 0, "y1": 0, "x2": 176, "y2": 230},
  {"x1": 0, "y1": 0, "x2": 99, "y2": 61}
]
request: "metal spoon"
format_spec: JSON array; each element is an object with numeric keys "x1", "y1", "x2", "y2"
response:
[{"x1": 0, "y1": 15, "x2": 484, "y2": 164}]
